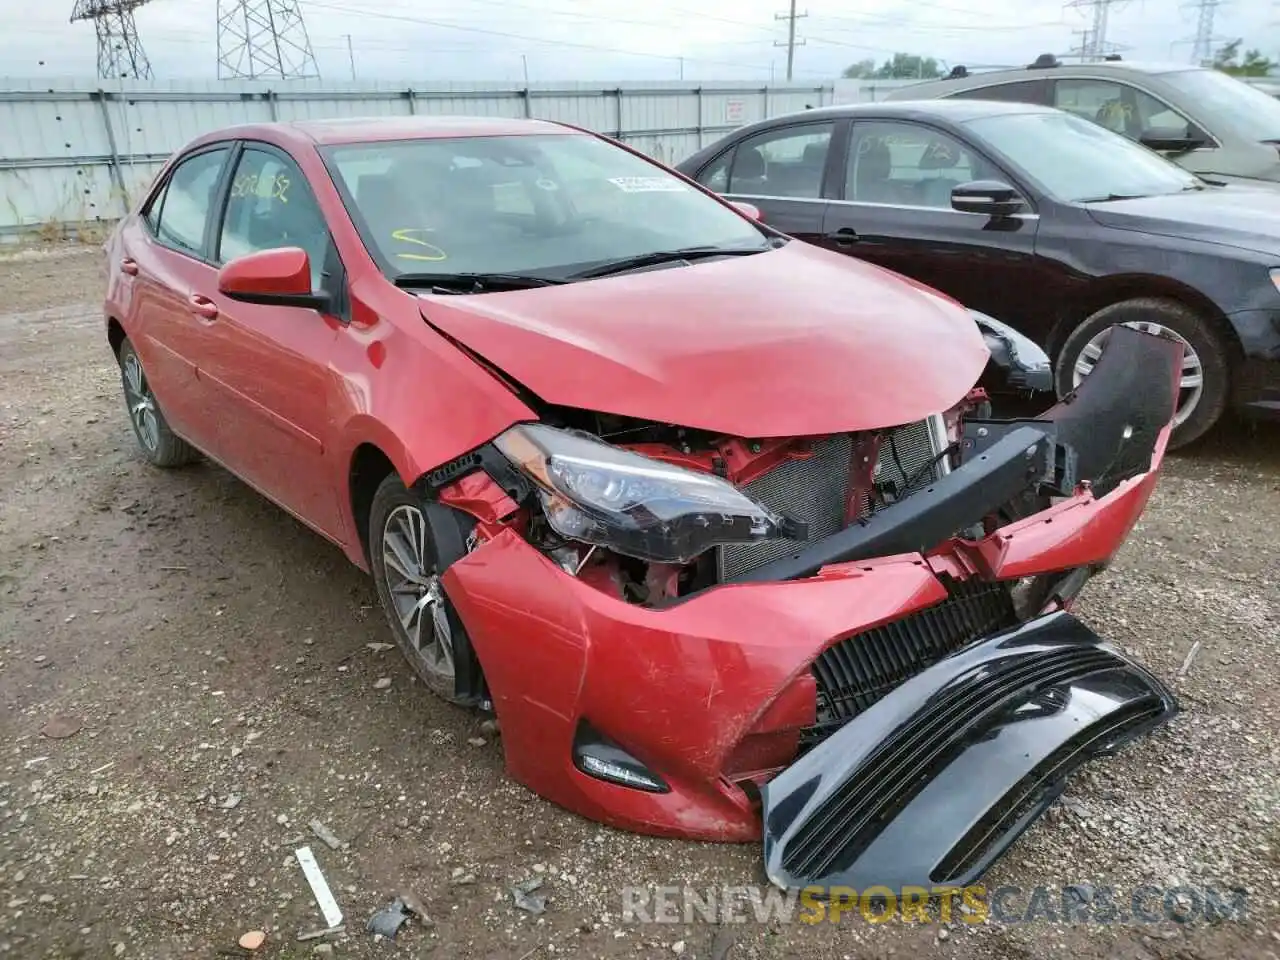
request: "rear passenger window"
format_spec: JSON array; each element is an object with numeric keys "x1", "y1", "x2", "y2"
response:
[
  {"x1": 949, "y1": 80, "x2": 1049, "y2": 104},
  {"x1": 726, "y1": 122, "x2": 834, "y2": 198},
  {"x1": 150, "y1": 148, "x2": 230, "y2": 256}
]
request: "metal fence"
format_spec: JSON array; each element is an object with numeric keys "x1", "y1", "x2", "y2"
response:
[{"x1": 0, "y1": 77, "x2": 863, "y2": 241}]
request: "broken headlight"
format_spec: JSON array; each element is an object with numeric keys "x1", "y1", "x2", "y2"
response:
[{"x1": 494, "y1": 422, "x2": 795, "y2": 564}]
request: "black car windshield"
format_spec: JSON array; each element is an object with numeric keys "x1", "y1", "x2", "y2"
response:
[
  {"x1": 326, "y1": 133, "x2": 767, "y2": 281},
  {"x1": 965, "y1": 111, "x2": 1203, "y2": 203},
  {"x1": 1159, "y1": 68, "x2": 1280, "y2": 142}
]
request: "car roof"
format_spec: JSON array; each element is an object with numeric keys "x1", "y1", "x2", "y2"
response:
[
  {"x1": 728, "y1": 98, "x2": 1053, "y2": 134},
  {"x1": 190, "y1": 115, "x2": 575, "y2": 150},
  {"x1": 892, "y1": 60, "x2": 1208, "y2": 97}
]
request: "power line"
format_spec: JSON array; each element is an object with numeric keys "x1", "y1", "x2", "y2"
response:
[
  {"x1": 298, "y1": 0, "x2": 805, "y2": 74},
  {"x1": 1065, "y1": 0, "x2": 1128, "y2": 60}
]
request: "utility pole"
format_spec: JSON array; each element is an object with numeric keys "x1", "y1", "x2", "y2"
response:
[
  {"x1": 521, "y1": 53, "x2": 529, "y2": 85},
  {"x1": 345, "y1": 33, "x2": 355, "y2": 80},
  {"x1": 774, "y1": 0, "x2": 807, "y2": 81}
]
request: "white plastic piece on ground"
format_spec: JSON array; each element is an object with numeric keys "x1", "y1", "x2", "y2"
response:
[{"x1": 296, "y1": 845, "x2": 343, "y2": 928}]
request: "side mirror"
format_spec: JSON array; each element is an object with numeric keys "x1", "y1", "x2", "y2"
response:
[
  {"x1": 218, "y1": 247, "x2": 329, "y2": 311},
  {"x1": 730, "y1": 200, "x2": 764, "y2": 222},
  {"x1": 951, "y1": 180, "x2": 1025, "y2": 218},
  {"x1": 1139, "y1": 126, "x2": 1208, "y2": 153}
]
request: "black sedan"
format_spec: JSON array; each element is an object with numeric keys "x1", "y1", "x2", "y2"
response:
[{"x1": 676, "y1": 99, "x2": 1280, "y2": 447}]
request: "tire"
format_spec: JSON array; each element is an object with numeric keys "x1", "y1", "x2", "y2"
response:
[
  {"x1": 368, "y1": 473, "x2": 478, "y2": 704},
  {"x1": 117, "y1": 337, "x2": 198, "y2": 467},
  {"x1": 1053, "y1": 297, "x2": 1231, "y2": 450}
]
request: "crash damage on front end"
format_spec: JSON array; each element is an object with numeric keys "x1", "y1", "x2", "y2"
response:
[{"x1": 422, "y1": 315, "x2": 1183, "y2": 892}]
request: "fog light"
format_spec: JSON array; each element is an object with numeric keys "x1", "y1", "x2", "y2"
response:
[{"x1": 572, "y1": 721, "x2": 669, "y2": 793}]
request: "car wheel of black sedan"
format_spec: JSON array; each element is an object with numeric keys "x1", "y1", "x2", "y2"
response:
[
  {"x1": 368, "y1": 474, "x2": 478, "y2": 704},
  {"x1": 117, "y1": 337, "x2": 198, "y2": 468},
  {"x1": 1055, "y1": 298, "x2": 1230, "y2": 450}
]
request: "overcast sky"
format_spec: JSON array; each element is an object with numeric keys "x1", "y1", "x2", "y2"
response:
[{"x1": 5, "y1": 0, "x2": 1278, "y2": 84}]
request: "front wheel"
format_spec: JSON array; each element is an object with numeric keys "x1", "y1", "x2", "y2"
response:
[
  {"x1": 117, "y1": 337, "x2": 198, "y2": 467},
  {"x1": 368, "y1": 474, "x2": 478, "y2": 704},
  {"x1": 1054, "y1": 298, "x2": 1231, "y2": 450}
]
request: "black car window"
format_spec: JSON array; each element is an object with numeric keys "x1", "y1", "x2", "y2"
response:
[
  {"x1": 697, "y1": 149, "x2": 733, "y2": 193},
  {"x1": 725, "y1": 122, "x2": 834, "y2": 199},
  {"x1": 216, "y1": 146, "x2": 330, "y2": 290},
  {"x1": 845, "y1": 121, "x2": 999, "y2": 208},
  {"x1": 1053, "y1": 79, "x2": 1190, "y2": 140},
  {"x1": 151, "y1": 148, "x2": 230, "y2": 256},
  {"x1": 948, "y1": 79, "x2": 1050, "y2": 104}
]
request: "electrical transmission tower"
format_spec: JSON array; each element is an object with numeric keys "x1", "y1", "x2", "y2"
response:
[
  {"x1": 1185, "y1": 0, "x2": 1225, "y2": 64},
  {"x1": 70, "y1": 0, "x2": 155, "y2": 80},
  {"x1": 216, "y1": 0, "x2": 320, "y2": 80},
  {"x1": 1065, "y1": 0, "x2": 1127, "y2": 60}
]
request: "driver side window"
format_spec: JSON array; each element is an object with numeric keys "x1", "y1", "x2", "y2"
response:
[
  {"x1": 216, "y1": 147, "x2": 330, "y2": 290},
  {"x1": 1053, "y1": 79, "x2": 1192, "y2": 141}
]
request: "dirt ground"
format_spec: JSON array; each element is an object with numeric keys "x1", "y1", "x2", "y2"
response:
[{"x1": 1, "y1": 244, "x2": 1278, "y2": 960}]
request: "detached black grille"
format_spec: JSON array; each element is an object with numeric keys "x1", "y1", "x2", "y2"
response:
[
  {"x1": 804, "y1": 577, "x2": 1018, "y2": 747},
  {"x1": 781, "y1": 643, "x2": 1131, "y2": 881}
]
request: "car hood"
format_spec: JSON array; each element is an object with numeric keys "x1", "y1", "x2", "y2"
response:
[
  {"x1": 1085, "y1": 187, "x2": 1280, "y2": 255},
  {"x1": 417, "y1": 243, "x2": 988, "y2": 438}
]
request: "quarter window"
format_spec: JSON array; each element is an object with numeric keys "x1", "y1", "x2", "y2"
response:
[
  {"x1": 949, "y1": 80, "x2": 1050, "y2": 104},
  {"x1": 217, "y1": 147, "x2": 330, "y2": 290},
  {"x1": 150, "y1": 148, "x2": 230, "y2": 256},
  {"x1": 845, "y1": 121, "x2": 999, "y2": 208},
  {"x1": 725, "y1": 122, "x2": 834, "y2": 198},
  {"x1": 1053, "y1": 79, "x2": 1190, "y2": 140}
]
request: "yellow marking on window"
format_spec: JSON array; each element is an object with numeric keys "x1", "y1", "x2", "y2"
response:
[{"x1": 391, "y1": 228, "x2": 447, "y2": 262}]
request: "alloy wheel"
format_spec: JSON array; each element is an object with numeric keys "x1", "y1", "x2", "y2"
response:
[
  {"x1": 381, "y1": 504, "x2": 455, "y2": 681},
  {"x1": 122, "y1": 351, "x2": 161, "y2": 452},
  {"x1": 1071, "y1": 321, "x2": 1203, "y2": 429}
]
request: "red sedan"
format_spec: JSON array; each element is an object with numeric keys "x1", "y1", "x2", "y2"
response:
[{"x1": 103, "y1": 116, "x2": 1185, "y2": 893}]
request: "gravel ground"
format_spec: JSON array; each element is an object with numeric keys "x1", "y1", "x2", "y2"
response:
[{"x1": 1, "y1": 245, "x2": 1278, "y2": 960}]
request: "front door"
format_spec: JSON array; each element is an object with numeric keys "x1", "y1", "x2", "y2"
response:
[
  {"x1": 194, "y1": 143, "x2": 347, "y2": 541},
  {"x1": 820, "y1": 119, "x2": 1044, "y2": 332}
]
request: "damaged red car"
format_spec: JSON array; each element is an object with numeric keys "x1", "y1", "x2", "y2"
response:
[{"x1": 103, "y1": 116, "x2": 1183, "y2": 893}]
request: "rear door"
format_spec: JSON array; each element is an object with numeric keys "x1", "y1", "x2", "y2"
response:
[
  {"x1": 691, "y1": 119, "x2": 840, "y2": 242},
  {"x1": 120, "y1": 145, "x2": 234, "y2": 447},
  {"x1": 197, "y1": 142, "x2": 347, "y2": 540},
  {"x1": 819, "y1": 119, "x2": 1043, "y2": 329}
]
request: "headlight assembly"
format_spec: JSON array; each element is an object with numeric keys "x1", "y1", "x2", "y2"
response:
[{"x1": 493, "y1": 422, "x2": 798, "y2": 564}]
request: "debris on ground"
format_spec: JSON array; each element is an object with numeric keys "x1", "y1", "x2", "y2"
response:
[
  {"x1": 40, "y1": 714, "x2": 82, "y2": 739},
  {"x1": 373, "y1": 677, "x2": 392, "y2": 690},
  {"x1": 366, "y1": 897, "x2": 413, "y2": 940},
  {"x1": 308, "y1": 819, "x2": 342, "y2": 851},
  {"x1": 237, "y1": 930, "x2": 266, "y2": 951},
  {"x1": 511, "y1": 877, "x2": 547, "y2": 915},
  {"x1": 296, "y1": 925, "x2": 345, "y2": 942},
  {"x1": 366, "y1": 642, "x2": 394, "y2": 653},
  {"x1": 1179, "y1": 639, "x2": 1203, "y2": 678},
  {"x1": 399, "y1": 891, "x2": 432, "y2": 926},
  {"x1": 296, "y1": 846, "x2": 343, "y2": 929}
]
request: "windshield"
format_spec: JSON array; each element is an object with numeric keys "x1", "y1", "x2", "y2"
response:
[
  {"x1": 965, "y1": 111, "x2": 1202, "y2": 202},
  {"x1": 326, "y1": 133, "x2": 767, "y2": 280},
  {"x1": 1160, "y1": 68, "x2": 1280, "y2": 142}
]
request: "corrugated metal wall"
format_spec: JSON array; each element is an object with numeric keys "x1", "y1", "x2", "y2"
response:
[{"x1": 0, "y1": 78, "x2": 851, "y2": 241}]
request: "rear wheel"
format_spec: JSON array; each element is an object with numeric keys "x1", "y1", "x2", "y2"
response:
[
  {"x1": 1054, "y1": 297, "x2": 1230, "y2": 450},
  {"x1": 368, "y1": 474, "x2": 478, "y2": 703},
  {"x1": 117, "y1": 337, "x2": 198, "y2": 467}
]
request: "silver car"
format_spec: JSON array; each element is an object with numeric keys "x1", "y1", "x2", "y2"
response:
[{"x1": 886, "y1": 55, "x2": 1280, "y2": 186}]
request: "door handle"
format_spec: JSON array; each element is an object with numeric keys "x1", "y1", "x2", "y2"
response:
[
  {"x1": 827, "y1": 227, "x2": 859, "y2": 246},
  {"x1": 188, "y1": 294, "x2": 219, "y2": 321},
  {"x1": 120, "y1": 257, "x2": 139, "y2": 276}
]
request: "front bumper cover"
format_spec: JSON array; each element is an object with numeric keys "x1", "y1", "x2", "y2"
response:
[{"x1": 761, "y1": 611, "x2": 1178, "y2": 893}]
